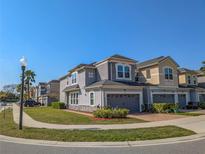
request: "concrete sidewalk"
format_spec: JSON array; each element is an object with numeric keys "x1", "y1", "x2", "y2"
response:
[{"x1": 12, "y1": 103, "x2": 205, "y2": 133}]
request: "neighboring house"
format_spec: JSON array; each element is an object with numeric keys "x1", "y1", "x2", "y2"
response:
[
  {"x1": 39, "y1": 80, "x2": 60, "y2": 106},
  {"x1": 59, "y1": 54, "x2": 143, "y2": 113},
  {"x1": 35, "y1": 82, "x2": 47, "y2": 103},
  {"x1": 178, "y1": 68, "x2": 205, "y2": 104},
  {"x1": 136, "y1": 56, "x2": 191, "y2": 109},
  {"x1": 197, "y1": 71, "x2": 205, "y2": 88}
]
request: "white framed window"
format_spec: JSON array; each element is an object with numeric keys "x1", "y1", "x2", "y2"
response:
[
  {"x1": 70, "y1": 92, "x2": 79, "y2": 105},
  {"x1": 116, "y1": 63, "x2": 131, "y2": 80},
  {"x1": 89, "y1": 92, "x2": 95, "y2": 105},
  {"x1": 71, "y1": 72, "x2": 77, "y2": 84},
  {"x1": 164, "y1": 67, "x2": 173, "y2": 80},
  {"x1": 193, "y1": 75, "x2": 197, "y2": 85},
  {"x1": 88, "y1": 72, "x2": 94, "y2": 78}
]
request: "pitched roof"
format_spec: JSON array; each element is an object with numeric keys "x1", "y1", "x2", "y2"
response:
[
  {"x1": 85, "y1": 80, "x2": 143, "y2": 89},
  {"x1": 137, "y1": 56, "x2": 179, "y2": 69},
  {"x1": 95, "y1": 54, "x2": 137, "y2": 66},
  {"x1": 110, "y1": 54, "x2": 137, "y2": 62},
  {"x1": 68, "y1": 63, "x2": 96, "y2": 74},
  {"x1": 178, "y1": 68, "x2": 198, "y2": 74},
  {"x1": 63, "y1": 84, "x2": 80, "y2": 92}
]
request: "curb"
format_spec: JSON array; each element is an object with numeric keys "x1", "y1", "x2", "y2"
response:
[{"x1": 0, "y1": 133, "x2": 205, "y2": 148}]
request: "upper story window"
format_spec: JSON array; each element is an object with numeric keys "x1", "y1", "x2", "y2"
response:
[
  {"x1": 187, "y1": 75, "x2": 191, "y2": 84},
  {"x1": 146, "y1": 69, "x2": 151, "y2": 79},
  {"x1": 88, "y1": 72, "x2": 94, "y2": 78},
  {"x1": 71, "y1": 72, "x2": 77, "y2": 84},
  {"x1": 193, "y1": 75, "x2": 197, "y2": 85},
  {"x1": 89, "y1": 92, "x2": 95, "y2": 105},
  {"x1": 116, "y1": 64, "x2": 131, "y2": 80},
  {"x1": 164, "y1": 67, "x2": 173, "y2": 80},
  {"x1": 117, "y1": 65, "x2": 123, "y2": 78}
]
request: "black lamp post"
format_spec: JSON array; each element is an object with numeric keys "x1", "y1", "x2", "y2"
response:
[{"x1": 19, "y1": 56, "x2": 27, "y2": 130}]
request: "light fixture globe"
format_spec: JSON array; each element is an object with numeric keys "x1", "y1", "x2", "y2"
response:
[{"x1": 19, "y1": 56, "x2": 27, "y2": 67}]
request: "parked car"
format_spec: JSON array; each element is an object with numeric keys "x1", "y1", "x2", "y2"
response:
[{"x1": 24, "y1": 100, "x2": 41, "y2": 107}]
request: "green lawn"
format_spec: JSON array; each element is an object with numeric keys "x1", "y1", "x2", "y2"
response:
[
  {"x1": 24, "y1": 107, "x2": 146, "y2": 124},
  {"x1": 0, "y1": 109, "x2": 195, "y2": 142},
  {"x1": 174, "y1": 112, "x2": 204, "y2": 116}
]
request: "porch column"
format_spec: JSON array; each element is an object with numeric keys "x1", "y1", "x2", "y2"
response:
[{"x1": 174, "y1": 92, "x2": 178, "y2": 104}]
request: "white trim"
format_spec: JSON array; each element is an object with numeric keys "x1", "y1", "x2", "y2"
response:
[
  {"x1": 104, "y1": 91, "x2": 143, "y2": 112},
  {"x1": 115, "y1": 63, "x2": 132, "y2": 80},
  {"x1": 89, "y1": 91, "x2": 95, "y2": 106}
]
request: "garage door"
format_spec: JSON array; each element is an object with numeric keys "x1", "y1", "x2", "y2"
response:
[
  {"x1": 107, "y1": 94, "x2": 140, "y2": 113},
  {"x1": 153, "y1": 94, "x2": 175, "y2": 103},
  {"x1": 178, "y1": 94, "x2": 187, "y2": 109}
]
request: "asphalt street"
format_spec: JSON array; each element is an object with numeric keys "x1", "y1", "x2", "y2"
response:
[{"x1": 1, "y1": 139, "x2": 205, "y2": 154}]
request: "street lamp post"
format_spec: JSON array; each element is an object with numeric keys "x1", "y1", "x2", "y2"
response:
[{"x1": 19, "y1": 56, "x2": 27, "y2": 130}]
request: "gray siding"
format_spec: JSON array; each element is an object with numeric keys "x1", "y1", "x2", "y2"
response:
[
  {"x1": 60, "y1": 78, "x2": 68, "y2": 103},
  {"x1": 96, "y1": 62, "x2": 109, "y2": 81},
  {"x1": 108, "y1": 62, "x2": 136, "y2": 82},
  {"x1": 85, "y1": 68, "x2": 97, "y2": 86}
]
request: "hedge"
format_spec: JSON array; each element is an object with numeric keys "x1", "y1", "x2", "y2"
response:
[
  {"x1": 93, "y1": 108, "x2": 129, "y2": 118},
  {"x1": 51, "y1": 102, "x2": 65, "y2": 109},
  {"x1": 152, "y1": 103, "x2": 179, "y2": 113},
  {"x1": 199, "y1": 102, "x2": 205, "y2": 109}
]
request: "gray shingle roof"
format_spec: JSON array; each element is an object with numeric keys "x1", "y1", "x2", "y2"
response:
[
  {"x1": 138, "y1": 56, "x2": 179, "y2": 68},
  {"x1": 178, "y1": 68, "x2": 198, "y2": 74},
  {"x1": 110, "y1": 54, "x2": 137, "y2": 62},
  {"x1": 85, "y1": 80, "x2": 143, "y2": 89},
  {"x1": 63, "y1": 84, "x2": 80, "y2": 92}
]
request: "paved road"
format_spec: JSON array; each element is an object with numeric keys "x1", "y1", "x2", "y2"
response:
[{"x1": 1, "y1": 139, "x2": 205, "y2": 154}]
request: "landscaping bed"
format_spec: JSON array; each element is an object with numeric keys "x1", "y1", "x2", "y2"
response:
[
  {"x1": 0, "y1": 109, "x2": 195, "y2": 142},
  {"x1": 24, "y1": 107, "x2": 145, "y2": 124}
]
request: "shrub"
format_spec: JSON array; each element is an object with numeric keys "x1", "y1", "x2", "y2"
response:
[
  {"x1": 93, "y1": 108, "x2": 129, "y2": 118},
  {"x1": 199, "y1": 102, "x2": 205, "y2": 109},
  {"x1": 152, "y1": 103, "x2": 179, "y2": 113},
  {"x1": 51, "y1": 102, "x2": 65, "y2": 109},
  {"x1": 186, "y1": 102, "x2": 199, "y2": 109}
]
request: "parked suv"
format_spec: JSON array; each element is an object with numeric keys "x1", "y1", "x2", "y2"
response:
[{"x1": 24, "y1": 99, "x2": 41, "y2": 107}]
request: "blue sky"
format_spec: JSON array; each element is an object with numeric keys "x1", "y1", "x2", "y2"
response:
[{"x1": 0, "y1": 0, "x2": 205, "y2": 89}]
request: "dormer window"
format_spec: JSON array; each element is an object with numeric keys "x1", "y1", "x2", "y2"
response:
[
  {"x1": 71, "y1": 72, "x2": 77, "y2": 84},
  {"x1": 164, "y1": 67, "x2": 173, "y2": 80},
  {"x1": 124, "y1": 66, "x2": 130, "y2": 78},
  {"x1": 117, "y1": 65, "x2": 123, "y2": 78},
  {"x1": 116, "y1": 64, "x2": 131, "y2": 80}
]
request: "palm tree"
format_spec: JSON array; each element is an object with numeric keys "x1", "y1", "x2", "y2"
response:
[{"x1": 24, "y1": 70, "x2": 36, "y2": 99}]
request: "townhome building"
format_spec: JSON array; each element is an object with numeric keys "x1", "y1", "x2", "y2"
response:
[
  {"x1": 35, "y1": 80, "x2": 60, "y2": 106},
  {"x1": 59, "y1": 55, "x2": 143, "y2": 113},
  {"x1": 59, "y1": 54, "x2": 205, "y2": 113},
  {"x1": 136, "y1": 56, "x2": 191, "y2": 109},
  {"x1": 178, "y1": 68, "x2": 205, "y2": 104}
]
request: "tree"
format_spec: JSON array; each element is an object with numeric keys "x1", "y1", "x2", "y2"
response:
[
  {"x1": 24, "y1": 70, "x2": 36, "y2": 99},
  {"x1": 200, "y1": 61, "x2": 205, "y2": 74}
]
